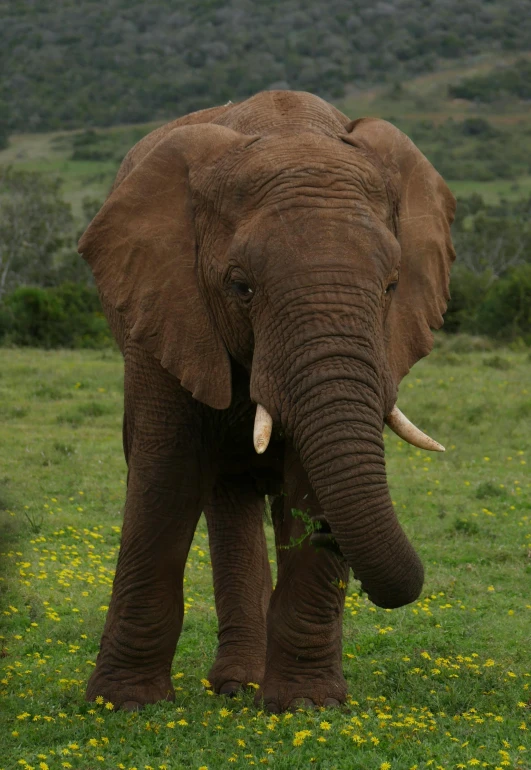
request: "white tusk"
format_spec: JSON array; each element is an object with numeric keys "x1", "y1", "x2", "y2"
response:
[
  {"x1": 253, "y1": 404, "x2": 273, "y2": 454},
  {"x1": 385, "y1": 405, "x2": 445, "y2": 452}
]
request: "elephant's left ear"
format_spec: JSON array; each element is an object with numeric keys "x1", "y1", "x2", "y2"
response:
[
  {"x1": 79, "y1": 124, "x2": 256, "y2": 410},
  {"x1": 342, "y1": 119, "x2": 456, "y2": 386}
]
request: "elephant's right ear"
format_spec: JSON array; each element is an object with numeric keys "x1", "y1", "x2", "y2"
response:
[{"x1": 78, "y1": 124, "x2": 253, "y2": 410}]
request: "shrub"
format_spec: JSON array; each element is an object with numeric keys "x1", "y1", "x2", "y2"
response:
[
  {"x1": 477, "y1": 264, "x2": 531, "y2": 342},
  {"x1": 444, "y1": 266, "x2": 493, "y2": 335},
  {"x1": 0, "y1": 283, "x2": 112, "y2": 349}
]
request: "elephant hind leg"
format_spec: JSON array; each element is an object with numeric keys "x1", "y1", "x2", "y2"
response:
[{"x1": 204, "y1": 476, "x2": 272, "y2": 695}]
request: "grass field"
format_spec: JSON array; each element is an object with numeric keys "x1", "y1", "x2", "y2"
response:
[{"x1": 0, "y1": 340, "x2": 530, "y2": 769}]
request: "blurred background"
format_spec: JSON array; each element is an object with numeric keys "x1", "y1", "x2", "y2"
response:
[{"x1": 1, "y1": 0, "x2": 531, "y2": 348}]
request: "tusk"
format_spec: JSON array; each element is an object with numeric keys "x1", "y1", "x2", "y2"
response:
[
  {"x1": 385, "y1": 405, "x2": 445, "y2": 452},
  {"x1": 253, "y1": 404, "x2": 273, "y2": 454}
]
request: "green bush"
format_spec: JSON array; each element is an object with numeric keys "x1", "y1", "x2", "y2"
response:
[
  {"x1": 444, "y1": 266, "x2": 493, "y2": 334},
  {"x1": 449, "y1": 59, "x2": 531, "y2": 103},
  {"x1": 0, "y1": 283, "x2": 112, "y2": 349},
  {"x1": 477, "y1": 264, "x2": 531, "y2": 342}
]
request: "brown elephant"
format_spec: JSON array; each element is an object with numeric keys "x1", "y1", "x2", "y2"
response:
[{"x1": 78, "y1": 90, "x2": 455, "y2": 713}]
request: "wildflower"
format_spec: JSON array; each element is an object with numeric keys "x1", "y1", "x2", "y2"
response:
[
  {"x1": 200, "y1": 678, "x2": 211, "y2": 687},
  {"x1": 320, "y1": 721, "x2": 331, "y2": 730},
  {"x1": 381, "y1": 763, "x2": 391, "y2": 770},
  {"x1": 166, "y1": 721, "x2": 175, "y2": 729},
  {"x1": 177, "y1": 719, "x2": 188, "y2": 726},
  {"x1": 219, "y1": 707, "x2": 231, "y2": 718},
  {"x1": 95, "y1": 695, "x2": 104, "y2": 704},
  {"x1": 105, "y1": 701, "x2": 114, "y2": 710}
]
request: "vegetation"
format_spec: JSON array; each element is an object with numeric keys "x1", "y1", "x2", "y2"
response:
[
  {"x1": 0, "y1": 167, "x2": 77, "y2": 301},
  {"x1": 0, "y1": 346, "x2": 530, "y2": 768},
  {"x1": 449, "y1": 58, "x2": 531, "y2": 103},
  {"x1": 444, "y1": 192, "x2": 531, "y2": 341},
  {"x1": 1, "y1": 0, "x2": 531, "y2": 132},
  {"x1": 0, "y1": 284, "x2": 110, "y2": 349}
]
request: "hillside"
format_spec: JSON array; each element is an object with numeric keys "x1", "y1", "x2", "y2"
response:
[
  {"x1": 3, "y1": 59, "x2": 531, "y2": 220},
  {"x1": 1, "y1": 0, "x2": 531, "y2": 132}
]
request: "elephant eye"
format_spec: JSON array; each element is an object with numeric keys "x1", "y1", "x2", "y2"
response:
[
  {"x1": 385, "y1": 271, "x2": 399, "y2": 295},
  {"x1": 231, "y1": 281, "x2": 254, "y2": 301},
  {"x1": 385, "y1": 281, "x2": 398, "y2": 295}
]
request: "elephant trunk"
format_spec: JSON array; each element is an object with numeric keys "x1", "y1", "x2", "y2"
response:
[
  {"x1": 251, "y1": 278, "x2": 424, "y2": 608},
  {"x1": 291, "y1": 376, "x2": 424, "y2": 608}
]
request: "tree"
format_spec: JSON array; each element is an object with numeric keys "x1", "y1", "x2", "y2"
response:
[{"x1": 0, "y1": 167, "x2": 74, "y2": 302}]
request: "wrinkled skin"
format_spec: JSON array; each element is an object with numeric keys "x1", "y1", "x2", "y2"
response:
[{"x1": 79, "y1": 91, "x2": 456, "y2": 712}]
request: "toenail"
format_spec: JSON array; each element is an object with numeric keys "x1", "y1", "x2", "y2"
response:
[
  {"x1": 121, "y1": 700, "x2": 142, "y2": 712},
  {"x1": 219, "y1": 681, "x2": 241, "y2": 697},
  {"x1": 289, "y1": 697, "x2": 315, "y2": 711}
]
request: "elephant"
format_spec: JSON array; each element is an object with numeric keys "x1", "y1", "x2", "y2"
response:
[{"x1": 78, "y1": 89, "x2": 456, "y2": 713}]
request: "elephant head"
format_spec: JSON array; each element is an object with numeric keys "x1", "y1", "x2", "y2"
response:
[{"x1": 79, "y1": 92, "x2": 455, "y2": 610}]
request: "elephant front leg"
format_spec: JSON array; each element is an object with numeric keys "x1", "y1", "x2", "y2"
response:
[
  {"x1": 87, "y1": 349, "x2": 207, "y2": 710},
  {"x1": 204, "y1": 477, "x2": 272, "y2": 696},
  {"x1": 258, "y1": 447, "x2": 349, "y2": 713},
  {"x1": 86, "y1": 466, "x2": 202, "y2": 710}
]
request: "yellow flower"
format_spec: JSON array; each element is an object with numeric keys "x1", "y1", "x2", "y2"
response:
[
  {"x1": 320, "y1": 721, "x2": 331, "y2": 730},
  {"x1": 198, "y1": 767, "x2": 208, "y2": 770},
  {"x1": 200, "y1": 678, "x2": 211, "y2": 687},
  {"x1": 219, "y1": 707, "x2": 231, "y2": 718},
  {"x1": 105, "y1": 701, "x2": 114, "y2": 710},
  {"x1": 381, "y1": 763, "x2": 392, "y2": 770},
  {"x1": 166, "y1": 721, "x2": 175, "y2": 729},
  {"x1": 178, "y1": 719, "x2": 188, "y2": 726},
  {"x1": 95, "y1": 695, "x2": 104, "y2": 704},
  {"x1": 237, "y1": 739, "x2": 246, "y2": 747}
]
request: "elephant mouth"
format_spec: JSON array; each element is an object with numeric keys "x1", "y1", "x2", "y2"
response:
[{"x1": 308, "y1": 515, "x2": 343, "y2": 556}]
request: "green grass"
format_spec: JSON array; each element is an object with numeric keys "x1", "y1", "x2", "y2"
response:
[{"x1": 1, "y1": 342, "x2": 530, "y2": 769}]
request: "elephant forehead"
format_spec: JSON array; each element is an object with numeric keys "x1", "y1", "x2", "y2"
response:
[{"x1": 193, "y1": 133, "x2": 394, "y2": 226}]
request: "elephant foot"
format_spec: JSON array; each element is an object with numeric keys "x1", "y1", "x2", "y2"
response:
[
  {"x1": 255, "y1": 676, "x2": 347, "y2": 713},
  {"x1": 207, "y1": 656, "x2": 265, "y2": 697},
  {"x1": 86, "y1": 666, "x2": 175, "y2": 711}
]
